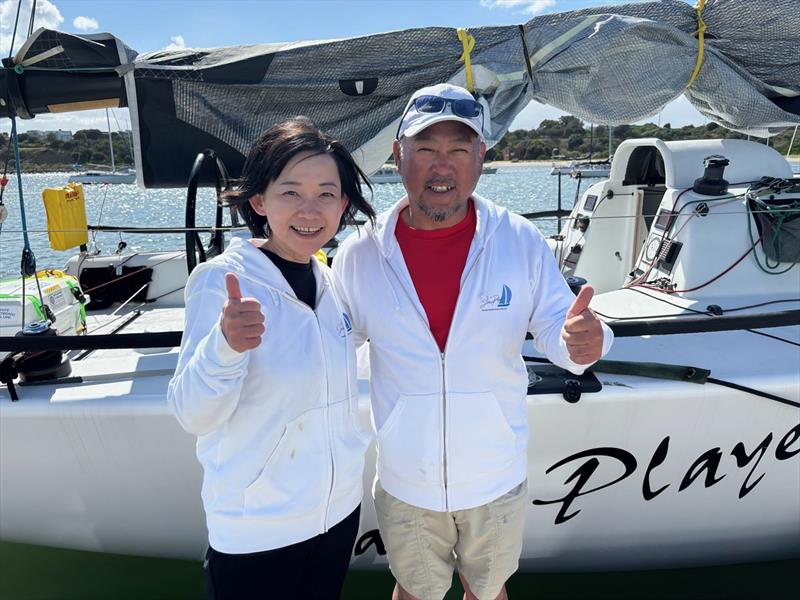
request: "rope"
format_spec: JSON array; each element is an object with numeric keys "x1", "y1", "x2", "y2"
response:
[
  {"x1": 9, "y1": 117, "x2": 47, "y2": 327},
  {"x1": 686, "y1": 0, "x2": 707, "y2": 89},
  {"x1": 457, "y1": 28, "x2": 476, "y2": 93},
  {"x1": 10, "y1": 118, "x2": 33, "y2": 258},
  {"x1": 746, "y1": 179, "x2": 800, "y2": 274}
]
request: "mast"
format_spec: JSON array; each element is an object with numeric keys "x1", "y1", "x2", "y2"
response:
[{"x1": 106, "y1": 108, "x2": 115, "y2": 172}]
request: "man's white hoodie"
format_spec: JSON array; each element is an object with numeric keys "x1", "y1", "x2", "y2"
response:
[
  {"x1": 168, "y1": 237, "x2": 370, "y2": 553},
  {"x1": 333, "y1": 194, "x2": 613, "y2": 512}
]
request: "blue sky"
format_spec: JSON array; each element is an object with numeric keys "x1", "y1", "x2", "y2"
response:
[{"x1": 1, "y1": 0, "x2": 703, "y2": 134}]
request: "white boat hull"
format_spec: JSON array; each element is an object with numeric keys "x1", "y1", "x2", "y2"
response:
[
  {"x1": 68, "y1": 171, "x2": 136, "y2": 185},
  {"x1": 2, "y1": 324, "x2": 798, "y2": 570}
]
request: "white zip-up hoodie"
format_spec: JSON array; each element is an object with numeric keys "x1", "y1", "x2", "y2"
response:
[
  {"x1": 168, "y1": 237, "x2": 371, "y2": 553},
  {"x1": 333, "y1": 194, "x2": 613, "y2": 512}
]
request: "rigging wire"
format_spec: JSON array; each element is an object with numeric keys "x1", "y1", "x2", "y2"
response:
[
  {"x1": 26, "y1": 0, "x2": 37, "y2": 38},
  {"x1": 6, "y1": 0, "x2": 23, "y2": 60},
  {"x1": 745, "y1": 329, "x2": 799, "y2": 347},
  {"x1": 625, "y1": 184, "x2": 797, "y2": 292},
  {"x1": 594, "y1": 287, "x2": 800, "y2": 347},
  {"x1": 627, "y1": 287, "x2": 800, "y2": 316},
  {"x1": 634, "y1": 235, "x2": 761, "y2": 294},
  {"x1": 75, "y1": 250, "x2": 186, "y2": 297},
  {"x1": 110, "y1": 110, "x2": 134, "y2": 163},
  {"x1": 787, "y1": 126, "x2": 798, "y2": 160},
  {"x1": 1, "y1": 206, "x2": 797, "y2": 236},
  {"x1": 705, "y1": 377, "x2": 800, "y2": 409},
  {"x1": 90, "y1": 183, "x2": 113, "y2": 251}
]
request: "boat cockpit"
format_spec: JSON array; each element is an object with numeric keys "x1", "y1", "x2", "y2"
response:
[{"x1": 548, "y1": 138, "x2": 799, "y2": 302}]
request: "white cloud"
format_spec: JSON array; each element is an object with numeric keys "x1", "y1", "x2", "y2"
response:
[
  {"x1": 164, "y1": 35, "x2": 186, "y2": 51},
  {"x1": 73, "y1": 16, "x2": 99, "y2": 31},
  {"x1": 0, "y1": 0, "x2": 64, "y2": 55},
  {"x1": 480, "y1": 0, "x2": 557, "y2": 15}
]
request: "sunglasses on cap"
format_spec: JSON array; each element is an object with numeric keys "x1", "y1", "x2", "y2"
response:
[{"x1": 396, "y1": 95, "x2": 484, "y2": 138}]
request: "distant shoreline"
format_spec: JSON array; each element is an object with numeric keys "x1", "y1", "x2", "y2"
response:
[
  {"x1": 17, "y1": 155, "x2": 800, "y2": 175},
  {"x1": 484, "y1": 156, "x2": 800, "y2": 168}
]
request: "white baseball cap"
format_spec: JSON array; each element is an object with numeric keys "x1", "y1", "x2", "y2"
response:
[{"x1": 396, "y1": 83, "x2": 485, "y2": 141}]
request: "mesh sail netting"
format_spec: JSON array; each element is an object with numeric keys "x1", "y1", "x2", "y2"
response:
[{"x1": 4, "y1": 0, "x2": 798, "y2": 187}]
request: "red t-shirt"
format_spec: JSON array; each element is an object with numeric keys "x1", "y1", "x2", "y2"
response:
[{"x1": 395, "y1": 201, "x2": 476, "y2": 351}]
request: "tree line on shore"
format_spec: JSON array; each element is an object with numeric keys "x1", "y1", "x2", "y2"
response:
[
  {"x1": 0, "y1": 117, "x2": 797, "y2": 172},
  {"x1": 0, "y1": 128, "x2": 133, "y2": 173},
  {"x1": 486, "y1": 116, "x2": 798, "y2": 162}
]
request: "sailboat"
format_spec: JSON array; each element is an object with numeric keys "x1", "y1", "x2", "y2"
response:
[
  {"x1": 0, "y1": 0, "x2": 798, "y2": 571},
  {"x1": 550, "y1": 125, "x2": 612, "y2": 178},
  {"x1": 68, "y1": 109, "x2": 135, "y2": 185}
]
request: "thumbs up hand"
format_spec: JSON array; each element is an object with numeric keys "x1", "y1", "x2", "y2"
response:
[
  {"x1": 220, "y1": 273, "x2": 265, "y2": 353},
  {"x1": 561, "y1": 285, "x2": 603, "y2": 365}
]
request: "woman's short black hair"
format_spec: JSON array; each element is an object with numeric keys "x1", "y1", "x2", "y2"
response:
[{"x1": 224, "y1": 117, "x2": 376, "y2": 238}]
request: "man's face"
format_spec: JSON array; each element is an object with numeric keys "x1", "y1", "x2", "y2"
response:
[{"x1": 393, "y1": 121, "x2": 486, "y2": 230}]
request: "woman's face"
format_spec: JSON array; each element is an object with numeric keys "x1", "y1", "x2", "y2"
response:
[{"x1": 250, "y1": 151, "x2": 347, "y2": 263}]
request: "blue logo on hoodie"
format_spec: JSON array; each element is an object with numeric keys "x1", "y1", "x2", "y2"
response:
[
  {"x1": 480, "y1": 285, "x2": 512, "y2": 311},
  {"x1": 338, "y1": 313, "x2": 353, "y2": 337},
  {"x1": 498, "y1": 285, "x2": 512, "y2": 308}
]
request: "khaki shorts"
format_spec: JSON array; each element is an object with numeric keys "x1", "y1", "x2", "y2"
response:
[{"x1": 374, "y1": 480, "x2": 528, "y2": 600}]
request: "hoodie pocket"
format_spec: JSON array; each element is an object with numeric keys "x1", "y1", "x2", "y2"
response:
[
  {"x1": 329, "y1": 399, "x2": 372, "y2": 496},
  {"x1": 378, "y1": 393, "x2": 441, "y2": 484},
  {"x1": 244, "y1": 409, "x2": 327, "y2": 519},
  {"x1": 447, "y1": 391, "x2": 517, "y2": 485}
]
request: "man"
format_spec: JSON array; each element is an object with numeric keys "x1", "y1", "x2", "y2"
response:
[{"x1": 334, "y1": 83, "x2": 613, "y2": 600}]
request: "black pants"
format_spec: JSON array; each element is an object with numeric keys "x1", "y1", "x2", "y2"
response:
[{"x1": 205, "y1": 505, "x2": 360, "y2": 600}]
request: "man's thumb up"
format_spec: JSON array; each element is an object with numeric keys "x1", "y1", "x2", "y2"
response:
[
  {"x1": 567, "y1": 285, "x2": 594, "y2": 318},
  {"x1": 562, "y1": 285, "x2": 603, "y2": 365}
]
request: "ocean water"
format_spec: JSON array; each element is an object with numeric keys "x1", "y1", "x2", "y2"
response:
[
  {"x1": 0, "y1": 166, "x2": 580, "y2": 277},
  {"x1": 2, "y1": 160, "x2": 799, "y2": 277}
]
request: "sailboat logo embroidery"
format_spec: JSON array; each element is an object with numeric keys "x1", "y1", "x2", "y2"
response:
[
  {"x1": 498, "y1": 285, "x2": 512, "y2": 307},
  {"x1": 338, "y1": 313, "x2": 353, "y2": 337},
  {"x1": 480, "y1": 285, "x2": 512, "y2": 311}
]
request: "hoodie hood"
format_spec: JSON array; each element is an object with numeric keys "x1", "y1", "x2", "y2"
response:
[
  {"x1": 190, "y1": 236, "x2": 330, "y2": 301},
  {"x1": 369, "y1": 192, "x2": 504, "y2": 258}
]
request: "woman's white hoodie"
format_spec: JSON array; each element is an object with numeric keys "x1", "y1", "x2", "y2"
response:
[{"x1": 168, "y1": 237, "x2": 370, "y2": 553}]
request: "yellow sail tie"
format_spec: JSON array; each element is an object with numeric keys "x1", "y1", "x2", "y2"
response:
[
  {"x1": 457, "y1": 28, "x2": 476, "y2": 93},
  {"x1": 686, "y1": 0, "x2": 707, "y2": 88}
]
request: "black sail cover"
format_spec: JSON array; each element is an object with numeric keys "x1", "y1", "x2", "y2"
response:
[{"x1": 1, "y1": 0, "x2": 798, "y2": 188}]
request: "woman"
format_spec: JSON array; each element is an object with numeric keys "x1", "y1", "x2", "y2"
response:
[{"x1": 167, "y1": 118, "x2": 376, "y2": 599}]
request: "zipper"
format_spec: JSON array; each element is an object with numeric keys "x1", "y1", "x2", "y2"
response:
[
  {"x1": 317, "y1": 310, "x2": 335, "y2": 533},
  {"x1": 440, "y1": 351, "x2": 448, "y2": 511},
  {"x1": 385, "y1": 244, "x2": 485, "y2": 511},
  {"x1": 383, "y1": 258, "x2": 446, "y2": 506},
  {"x1": 439, "y1": 244, "x2": 485, "y2": 511},
  {"x1": 273, "y1": 284, "x2": 336, "y2": 532}
]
